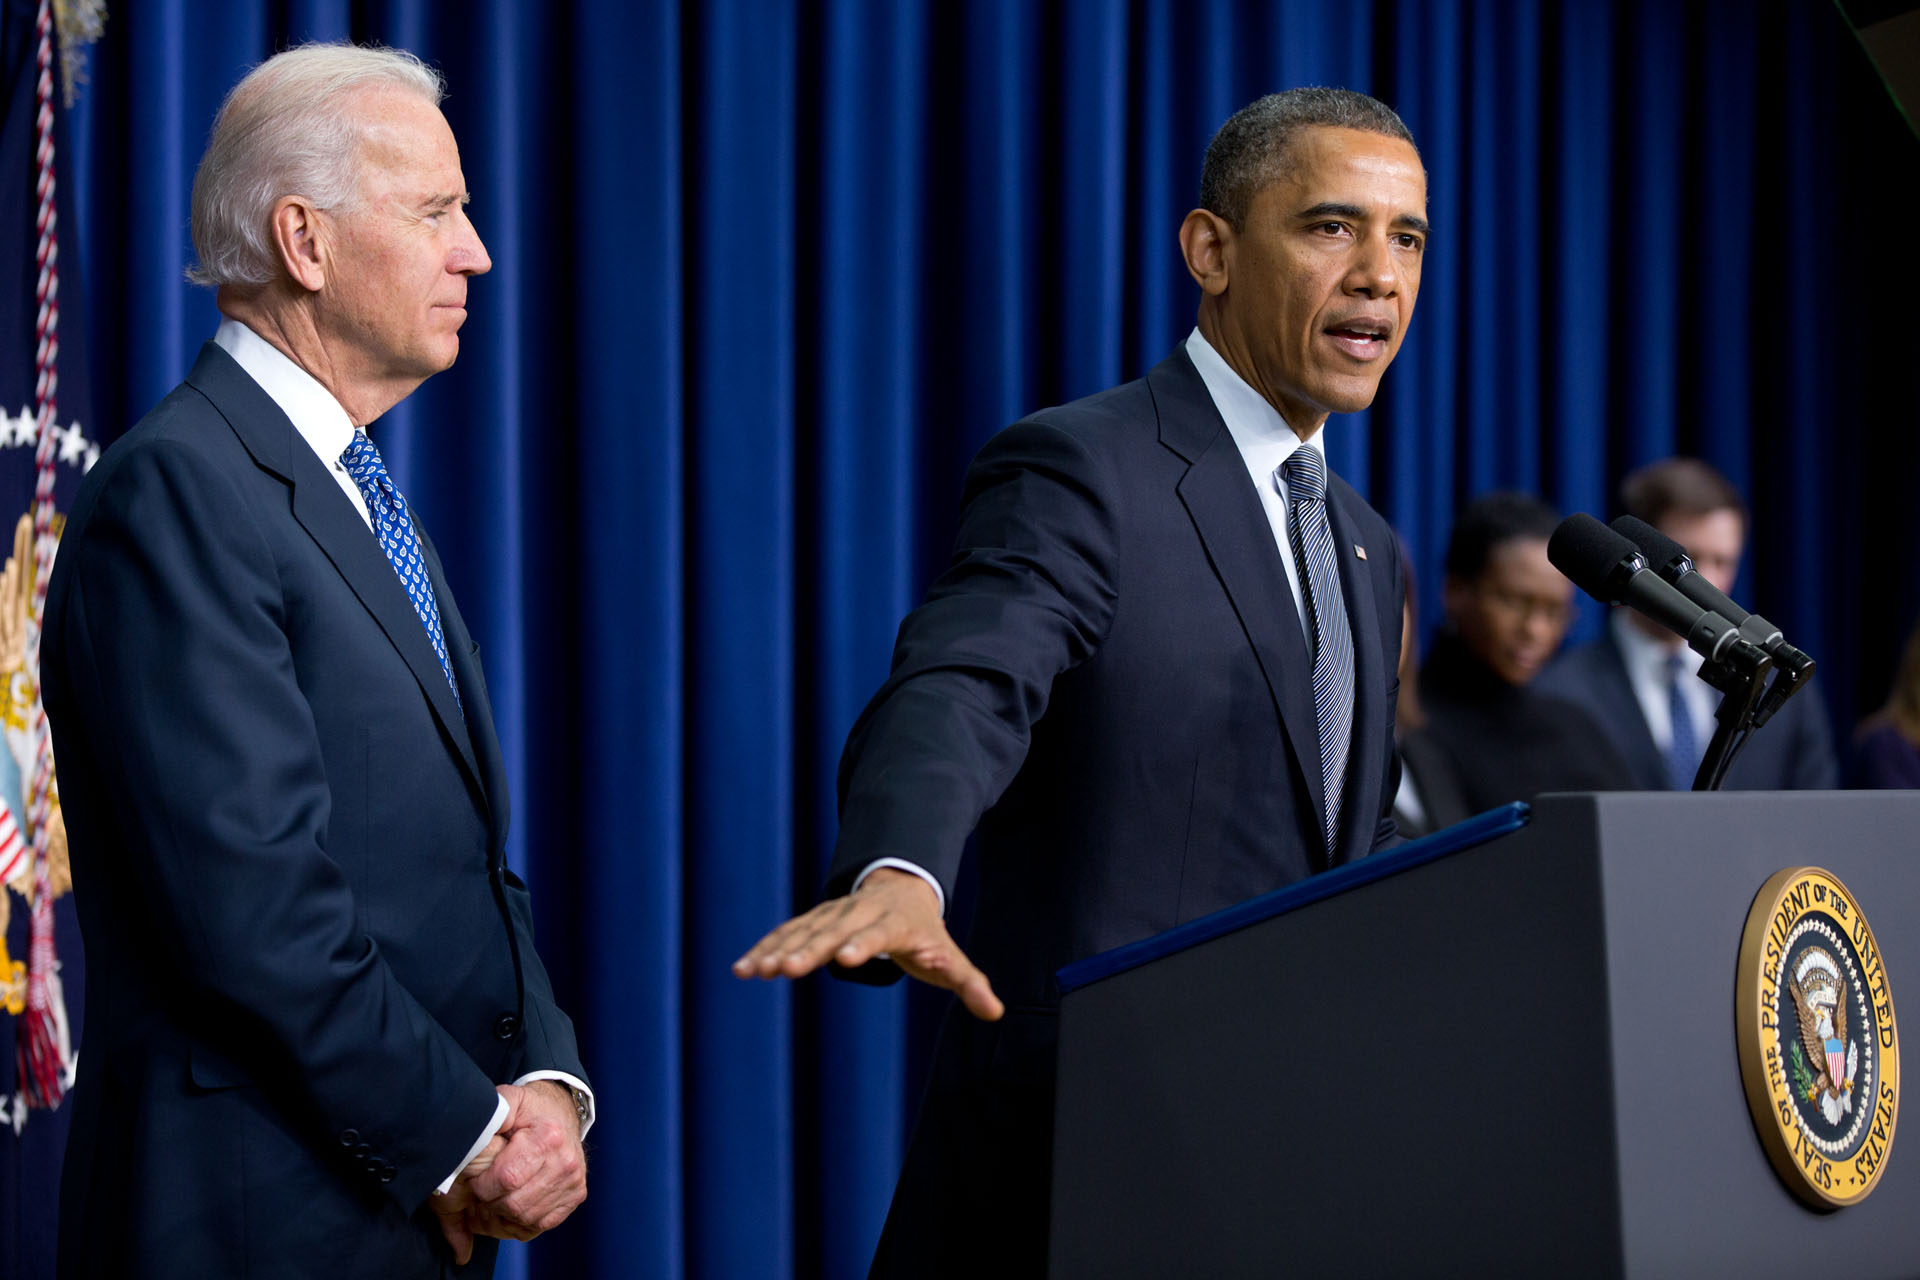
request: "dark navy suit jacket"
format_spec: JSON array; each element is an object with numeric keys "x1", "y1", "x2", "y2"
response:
[
  {"x1": 825, "y1": 348, "x2": 1403, "y2": 1275},
  {"x1": 43, "y1": 344, "x2": 585, "y2": 1278},
  {"x1": 1536, "y1": 623, "x2": 1839, "y2": 791}
]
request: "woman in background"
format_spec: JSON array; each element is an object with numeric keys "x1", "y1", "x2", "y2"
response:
[{"x1": 1853, "y1": 619, "x2": 1920, "y2": 789}]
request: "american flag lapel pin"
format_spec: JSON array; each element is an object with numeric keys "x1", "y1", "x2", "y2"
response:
[{"x1": 1354, "y1": 544, "x2": 1368, "y2": 560}]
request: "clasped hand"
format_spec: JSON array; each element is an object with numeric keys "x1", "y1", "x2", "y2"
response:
[
  {"x1": 432, "y1": 1080, "x2": 588, "y2": 1264},
  {"x1": 731, "y1": 867, "x2": 1004, "y2": 1021}
]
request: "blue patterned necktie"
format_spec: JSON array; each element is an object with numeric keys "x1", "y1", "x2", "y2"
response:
[
  {"x1": 1665, "y1": 653, "x2": 1696, "y2": 790},
  {"x1": 1278, "y1": 448, "x2": 1353, "y2": 854},
  {"x1": 339, "y1": 430, "x2": 461, "y2": 709}
]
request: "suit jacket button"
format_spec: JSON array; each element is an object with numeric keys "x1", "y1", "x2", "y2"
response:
[
  {"x1": 378, "y1": 1166, "x2": 397, "y2": 1184},
  {"x1": 493, "y1": 1013, "x2": 519, "y2": 1041},
  {"x1": 339, "y1": 1129, "x2": 360, "y2": 1146}
]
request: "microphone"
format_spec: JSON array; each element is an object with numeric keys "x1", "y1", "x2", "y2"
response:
[
  {"x1": 1547, "y1": 514, "x2": 1767, "y2": 671},
  {"x1": 1608, "y1": 514, "x2": 1816, "y2": 684}
]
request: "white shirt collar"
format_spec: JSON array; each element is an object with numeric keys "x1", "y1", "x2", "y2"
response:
[
  {"x1": 212, "y1": 317, "x2": 372, "y2": 529},
  {"x1": 1612, "y1": 607, "x2": 1702, "y2": 682},
  {"x1": 212, "y1": 317, "x2": 357, "y2": 463},
  {"x1": 1612, "y1": 607, "x2": 1718, "y2": 752},
  {"x1": 1181, "y1": 327, "x2": 1326, "y2": 628},
  {"x1": 1183, "y1": 327, "x2": 1325, "y2": 482}
]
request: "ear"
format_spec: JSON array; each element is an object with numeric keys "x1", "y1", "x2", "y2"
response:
[
  {"x1": 269, "y1": 195, "x2": 329, "y2": 294},
  {"x1": 1178, "y1": 208, "x2": 1232, "y2": 297}
]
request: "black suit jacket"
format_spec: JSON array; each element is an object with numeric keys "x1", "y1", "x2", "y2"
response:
[
  {"x1": 43, "y1": 344, "x2": 585, "y2": 1278},
  {"x1": 825, "y1": 349, "x2": 1403, "y2": 1275},
  {"x1": 1535, "y1": 622, "x2": 1839, "y2": 791}
]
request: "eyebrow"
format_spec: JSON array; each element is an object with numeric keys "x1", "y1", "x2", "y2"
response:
[
  {"x1": 421, "y1": 191, "x2": 471, "y2": 212},
  {"x1": 1296, "y1": 201, "x2": 1431, "y2": 237}
]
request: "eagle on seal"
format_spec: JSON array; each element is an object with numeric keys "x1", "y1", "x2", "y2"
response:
[{"x1": 1791, "y1": 967, "x2": 1855, "y2": 1123}]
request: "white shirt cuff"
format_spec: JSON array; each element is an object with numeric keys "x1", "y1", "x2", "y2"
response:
[
  {"x1": 433, "y1": 1073, "x2": 596, "y2": 1196},
  {"x1": 852, "y1": 858, "x2": 946, "y2": 916},
  {"x1": 514, "y1": 1069, "x2": 596, "y2": 1139},
  {"x1": 437, "y1": 1094, "x2": 511, "y2": 1195}
]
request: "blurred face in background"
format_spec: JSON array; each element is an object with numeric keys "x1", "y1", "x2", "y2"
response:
[
  {"x1": 1444, "y1": 536, "x2": 1574, "y2": 687},
  {"x1": 1659, "y1": 508, "x2": 1744, "y2": 597}
]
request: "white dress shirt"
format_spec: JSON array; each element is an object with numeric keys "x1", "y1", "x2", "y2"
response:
[
  {"x1": 1610, "y1": 608, "x2": 1718, "y2": 756},
  {"x1": 852, "y1": 327, "x2": 1331, "y2": 908},
  {"x1": 212, "y1": 318, "x2": 596, "y2": 1191},
  {"x1": 1181, "y1": 326, "x2": 1323, "y2": 633},
  {"x1": 213, "y1": 319, "x2": 371, "y2": 527}
]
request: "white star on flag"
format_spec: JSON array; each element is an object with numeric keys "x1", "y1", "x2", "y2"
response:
[
  {"x1": 56, "y1": 420, "x2": 87, "y2": 464},
  {"x1": 3, "y1": 405, "x2": 34, "y2": 447}
]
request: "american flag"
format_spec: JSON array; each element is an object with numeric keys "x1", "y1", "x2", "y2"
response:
[{"x1": 1, "y1": 3, "x2": 103, "y2": 1276}]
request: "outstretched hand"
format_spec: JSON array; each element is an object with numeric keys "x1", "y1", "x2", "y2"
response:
[{"x1": 732, "y1": 868, "x2": 1004, "y2": 1021}]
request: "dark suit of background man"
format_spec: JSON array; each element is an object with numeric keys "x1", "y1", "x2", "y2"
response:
[
  {"x1": 1537, "y1": 458, "x2": 1839, "y2": 792},
  {"x1": 739, "y1": 88, "x2": 1429, "y2": 1277},
  {"x1": 42, "y1": 45, "x2": 590, "y2": 1278}
]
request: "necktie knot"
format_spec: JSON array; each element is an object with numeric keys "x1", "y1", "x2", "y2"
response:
[
  {"x1": 341, "y1": 430, "x2": 394, "y2": 496},
  {"x1": 1280, "y1": 448, "x2": 1327, "y2": 503}
]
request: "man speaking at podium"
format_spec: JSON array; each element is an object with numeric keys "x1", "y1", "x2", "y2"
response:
[
  {"x1": 738, "y1": 88, "x2": 1427, "y2": 1275},
  {"x1": 42, "y1": 45, "x2": 588, "y2": 1277}
]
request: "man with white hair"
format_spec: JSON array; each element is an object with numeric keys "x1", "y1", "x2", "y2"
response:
[{"x1": 41, "y1": 44, "x2": 589, "y2": 1277}]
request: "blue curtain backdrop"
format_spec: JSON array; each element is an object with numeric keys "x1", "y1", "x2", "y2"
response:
[{"x1": 27, "y1": 0, "x2": 1920, "y2": 1276}]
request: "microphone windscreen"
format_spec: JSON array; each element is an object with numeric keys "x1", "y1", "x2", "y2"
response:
[
  {"x1": 1610, "y1": 514, "x2": 1687, "y2": 571},
  {"x1": 1548, "y1": 512, "x2": 1640, "y2": 602}
]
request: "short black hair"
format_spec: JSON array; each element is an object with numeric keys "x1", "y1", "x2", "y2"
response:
[
  {"x1": 1618, "y1": 457, "x2": 1747, "y2": 528},
  {"x1": 1444, "y1": 491, "x2": 1561, "y2": 581},
  {"x1": 1198, "y1": 88, "x2": 1418, "y2": 230}
]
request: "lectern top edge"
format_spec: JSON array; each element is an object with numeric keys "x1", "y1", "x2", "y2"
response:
[{"x1": 1052, "y1": 800, "x2": 1531, "y2": 995}]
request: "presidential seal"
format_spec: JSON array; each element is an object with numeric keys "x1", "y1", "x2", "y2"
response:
[{"x1": 1737, "y1": 866, "x2": 1900, "y2": 1208}]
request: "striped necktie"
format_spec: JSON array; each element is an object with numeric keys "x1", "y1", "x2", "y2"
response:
[
  {"x1": 339, "y1": 430, "x2": 461, "y2": 709},
  {"x1": 1279, "y1": 448, "x2": 1353, "y2": 854}
]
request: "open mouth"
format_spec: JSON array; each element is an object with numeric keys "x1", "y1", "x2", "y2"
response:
[{"x1": 1324, "y1": 320, "x2": 1391, "y2": 359}]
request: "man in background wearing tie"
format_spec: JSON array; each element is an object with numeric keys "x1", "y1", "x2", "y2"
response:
[
  {"x1": 738, "y1": 88, "x2": 1424, "y2": 1276},
  {"x1": 42, "y1": 45, "x2": 589, "y2": 1277},
  {"x1": 1538, "y1": 458, "x2": 1839, "y2": 793}
]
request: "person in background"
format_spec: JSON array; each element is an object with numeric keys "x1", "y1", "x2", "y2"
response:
[
  {"x1": 1415, "y1": 492, "x2": 1634, "y2": 812},
  {"x1": 1537, "y1": 458, "x2": 1839, "y2": 792},
  {"x1": 1390, "y1": 544, "x2": 1470, "y2": 836},
  {"x1": 1851, "y1": 616, "x2": 1920, "y2": 788}
]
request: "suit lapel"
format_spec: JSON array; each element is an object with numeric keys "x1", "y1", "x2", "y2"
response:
[
  {"x1": 1596, "y1": 629, "x2": 1669, "y2": 788},
  {"x1": 419, "y1": 532, "x2": 509, "y2": 849},
  {"x1": 1153, "y1": 354, "x2": 1327, "y2": 843},
  {"x1": 1324, "y1": 484, "x2": 1387, "y2": 867},
  {"x1": 184, "y1": 344, "x2": 485, "y2": 797}
]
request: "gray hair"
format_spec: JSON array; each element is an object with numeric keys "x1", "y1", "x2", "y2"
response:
[
  {"x1": 1198, "y1": 88, "x2": 1417, "y2": 230},
  {"x1": 187, "y1": 43, "x2": 446, "y2": 289}
]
